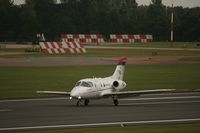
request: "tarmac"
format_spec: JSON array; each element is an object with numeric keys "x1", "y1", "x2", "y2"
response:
[{"x1": 0, "y1": 92, "x2": 200, "y2": 131}]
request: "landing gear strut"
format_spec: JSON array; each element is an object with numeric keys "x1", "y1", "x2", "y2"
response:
[
  {"x1": 76, "y1": 100, "x2": 81, "y2": 107},
  {"x1": 84, "y1": 99, "x2": 89, "y2": 106},
  {"x1": 112, "y1": 95, "x2": 118, "y2": 106}
]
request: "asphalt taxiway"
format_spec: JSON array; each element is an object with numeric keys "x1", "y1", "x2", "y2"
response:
[{"x1": 0, "y1": 92, "x2": 200, "y2": 131}]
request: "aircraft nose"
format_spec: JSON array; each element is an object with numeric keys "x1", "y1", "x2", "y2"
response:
[{"x1": 70, "y1": 87, "x2": 80, "y2": 98}]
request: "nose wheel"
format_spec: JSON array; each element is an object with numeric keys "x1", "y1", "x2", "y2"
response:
[{"x1": 76, "y1": 100, "x2": 81, "y2": 107}]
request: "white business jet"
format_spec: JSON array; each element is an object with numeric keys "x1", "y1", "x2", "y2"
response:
[{"x1": 37, "y1": 57, "x2": 174, "y2": 106}]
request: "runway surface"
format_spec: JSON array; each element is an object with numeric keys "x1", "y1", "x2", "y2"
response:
[{"x1": 0, "y1": 92, "x2": 200, "y2": 131}]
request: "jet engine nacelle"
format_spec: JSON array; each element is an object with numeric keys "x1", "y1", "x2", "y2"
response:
[{"x1": 112, "y1": 80, "x2": 126, "y2": 91}]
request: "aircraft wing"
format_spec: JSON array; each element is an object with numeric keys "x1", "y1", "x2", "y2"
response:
[
  {"x1": 37, "y1": 91, "x2": 71, "y2": 96},
  {"x1": 102, "y1": 89, "x2": 175, "y2": 98}
]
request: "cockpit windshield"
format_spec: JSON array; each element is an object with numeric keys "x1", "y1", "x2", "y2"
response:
[
  {"x1": 75, "y1": 81, "x2": 93, "y2": 87},
  {"x1": 75, "y1": 81, "x2": 81, "y2": 86}
]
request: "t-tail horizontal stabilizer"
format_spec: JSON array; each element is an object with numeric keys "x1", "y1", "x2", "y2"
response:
[{"x1": 102, "y1": 57, "x2": 127, "y2": 65}]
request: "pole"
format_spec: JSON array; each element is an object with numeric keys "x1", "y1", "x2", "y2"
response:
[{"x1": 170, "y1": 0, "x2": 174, "y2": 47}]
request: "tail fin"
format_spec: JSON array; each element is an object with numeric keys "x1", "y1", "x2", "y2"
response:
[{"x1": 111, "y1": 57, "x2": 127, "y2": 80}]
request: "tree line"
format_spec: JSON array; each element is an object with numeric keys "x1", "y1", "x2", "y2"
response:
[{"x1": 0, "y1": 0, "x2": 200, "y2": 42}]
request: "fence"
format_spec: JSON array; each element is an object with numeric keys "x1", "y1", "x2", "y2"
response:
[
  {"x1": 61, "y1": 34, "x2": 104, "y2": 44},
  {"x1": 110, "y1": 34, "x2": 153, "y2": 43},
  {"x1": 39, "y1": 42, "x2": 86, "y2": 54}
]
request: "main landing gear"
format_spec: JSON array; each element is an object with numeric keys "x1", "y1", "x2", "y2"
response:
[
  {"x1": 76, "y1": 100, "x2": 81, "y2": 106},
  {"x1": 84, "y1": 99, "x2": 89, "y2": 106},
  {"x1": 112, "y1": 95, "x2": 118, "y2": 106},
  {"x1": 76, "y1": 99, "x2": 90, "y2": 107}
]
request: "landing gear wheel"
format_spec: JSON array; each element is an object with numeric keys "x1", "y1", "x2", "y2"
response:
[
  {"x1": 113, "y1": 99, "x2": 118, "y2": 106},
  {"x1": 112, "y1": 95, "x2": 118, "y2": 106},
  {"x1": 76, "y1": 100, "x2": 81, "y2": 107},
  {"x1": 84, "y1": 99, "x2": 90, "y2": 106}
]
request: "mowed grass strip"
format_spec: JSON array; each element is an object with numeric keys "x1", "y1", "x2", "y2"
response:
[
  {"x1": 15, "y1": 123, "x2": 200, "y2": 133},
  {"x1": 87, "y1": 48, "x2": 200, "y2": 57},
  {"x1": 0, "y1": 64, "x2": 200, "y2": 99},
  {"x1": 100, "y1": 42, "x2": 200, "y2": 48}
]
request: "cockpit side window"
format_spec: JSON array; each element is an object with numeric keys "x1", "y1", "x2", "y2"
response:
[
  {"x1": 88, "y1": 82, "x2": 93, "y2": 87},
  {"x1": 75, "y1": 81, "x2": 81, "y2": 86},
  {"x1": 81, "y1": 82, "x2": 89, "y2": 87},
  {"x1": 80, "y1": 81, "x2": 93, "y2": 87},
  {"x1": 76, "y1": 81, "x2": 93, "y2": 87}
]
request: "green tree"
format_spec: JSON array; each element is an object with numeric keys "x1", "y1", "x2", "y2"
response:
[
  {"x1": 1, "y1": 0, "x2": 200, "y2": 42},
  {"x1": 146, "y1": 0, "x2": 168, "y2": 41},
  {"x1": 0, "y1": 0, "x2": 17, "y2": 41}
]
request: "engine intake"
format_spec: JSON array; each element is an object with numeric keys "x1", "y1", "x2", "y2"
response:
[
  {"x1": 113, "y1": 81, "x2": 119, "y2": 88},
  {"x1": 112, "y1": 80, "x2": 126, "y2": 91}
]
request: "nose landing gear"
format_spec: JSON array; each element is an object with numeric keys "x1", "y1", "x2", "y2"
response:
[{"x1": 76, "y1": 99, "x2": 81, "y2": 106}]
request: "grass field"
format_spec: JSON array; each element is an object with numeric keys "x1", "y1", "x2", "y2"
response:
[
  {"x1": 86, "y1": 48, "x2": 200, "y2": 57},
  {"x1": 1, "y1": 43, "x2": 200, "y2": 98},
  {"x1": 16, "y1": 123, "x2": 200, "y2": 133},
  {"x1": 99, "y1": 42, "x2": 200, "y2": 48},
  {"x1": 0, "y1": 64, "x2": 200, "y2": 99}
]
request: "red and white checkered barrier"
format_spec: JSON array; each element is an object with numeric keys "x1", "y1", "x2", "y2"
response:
[
  {"x1": 61, "y1": 34, "x2": 104, "y2": 43},
  {"x1": 39, "y1": 42, "x2": 86, "y2": 54},
  {"x1": 110, "y1": 34, "x2": 153, "y2": 43}
]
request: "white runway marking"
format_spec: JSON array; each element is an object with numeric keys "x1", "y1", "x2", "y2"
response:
[
  {"x1": 0, "y1": 118, "x2": 200, "y2": 131},
  {"x1": 119, "y1": 100, "x2": 200, "y2": 106},
  {"x1": 0, "y1": 109, "x2": 12, "y2": 112},
  {"x1": 0, "y1": 97, "x2": 68, "y2": 103},
  {"x1": 121, "y1": 96, "x2": 200, "y2": 101}
]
